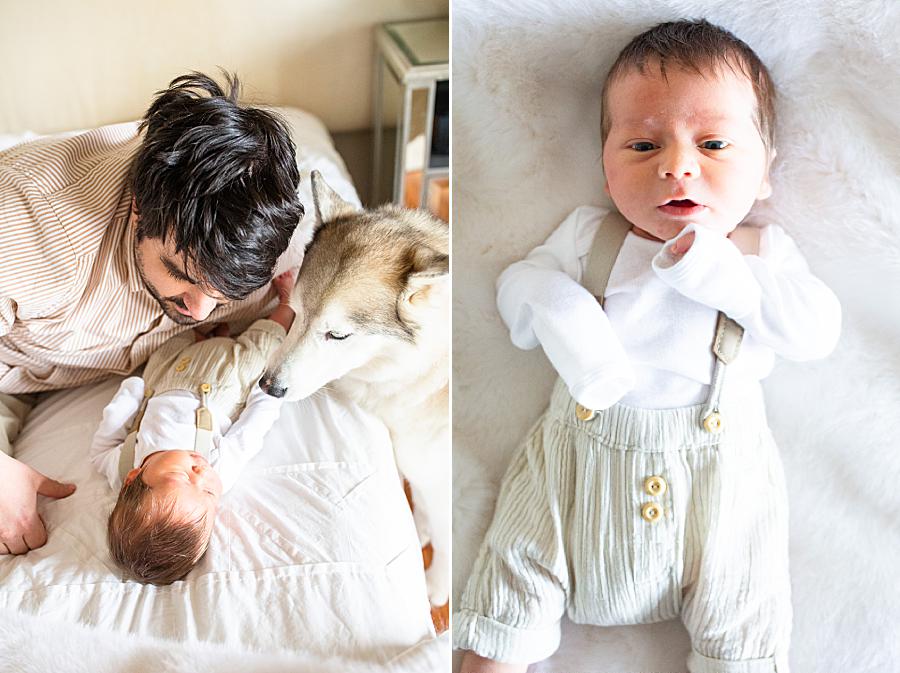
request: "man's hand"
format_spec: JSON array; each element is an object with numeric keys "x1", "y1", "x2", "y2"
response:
[{"x1": 0, "y1": 452, "x2": 75, "y2": 555}]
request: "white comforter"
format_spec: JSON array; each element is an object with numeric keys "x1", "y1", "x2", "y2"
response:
[
  {"x1": 453, "y1": 1, "x2": 900, "y2": 672},
  {"x1": 0, "y1": 378, "x2": 437, "y2": 667}
]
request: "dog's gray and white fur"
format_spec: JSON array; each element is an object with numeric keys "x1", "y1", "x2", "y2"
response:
[{"x1": 260, "y1": 171, "x2": 450, "y2": 607}]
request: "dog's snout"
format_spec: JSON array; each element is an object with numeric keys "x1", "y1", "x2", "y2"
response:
[{"x1": 259, "y1": 373, "x2": 288, "y2": 399}]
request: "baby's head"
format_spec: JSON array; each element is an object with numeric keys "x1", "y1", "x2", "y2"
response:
[
  {"x1": 600, "y1": 19, "x2": 776, "y2": 241},
  {"x1": 108, "y1": 450, "x2": 223, "y2": 584}
]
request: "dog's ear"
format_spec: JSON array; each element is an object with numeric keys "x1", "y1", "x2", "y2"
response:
[
  {"x1": 311, "y1": 170, "x2": 358, "y2": 225},
  {"x1": 403, "y1": 246, "x2": 449, "y2": 307}
]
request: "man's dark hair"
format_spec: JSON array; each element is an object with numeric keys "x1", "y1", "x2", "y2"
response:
[
  {"x1": 601, "y1": 19, "x2": 776, "y2": 154},
  {"x1": 132, "y1": 71, "x2": 304, "y2": 300}
]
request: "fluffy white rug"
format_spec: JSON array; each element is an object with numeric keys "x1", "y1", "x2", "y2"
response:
[
  {"x1": 452, "y1": 1, "x2": 900, "y2": 672},
  {"x1": 0, "y1": 608, "x2": 449, "y2": 673}
]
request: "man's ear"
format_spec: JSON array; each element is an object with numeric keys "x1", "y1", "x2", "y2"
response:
[
  {"x1": 311, "y1": 171, "x2": 359, "y2": 225},
  {"x1": 402, "y1": 246, "x2": 449, "y2": 308},
  {"x1": 124, "y1": 467, "x2": 141, "y2": 486}
]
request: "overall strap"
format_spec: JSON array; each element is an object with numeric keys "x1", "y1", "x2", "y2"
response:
[
  {"x1": 700, "y1": 314, "x2": 744, "y2": 434},
  {"x1": 194, "y1": 383, "x2": 214, "y2": 458},
  {"x1": 117, "y1": 386, "x2": 154, "y2": 480},
  {"x1": 573, "y1": 211, "x2": 632, "y2": 422},
  {"x1": 582, "y1": 210, "x2": 632, "y2": 307}
]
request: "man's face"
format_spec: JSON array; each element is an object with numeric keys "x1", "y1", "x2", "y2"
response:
[
  {"x1": 133, "y1": 217, "x2": 229, "y2": 324},
  {"x1": 602, "y1": 63, "x2": 773, "y2": 242}
]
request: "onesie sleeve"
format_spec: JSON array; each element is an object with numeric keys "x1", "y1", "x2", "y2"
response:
[
  {"x1": 652, "y1": 224, "x2": 841, "y2": 360},
  {"x1": 89, "y1": 377, "x2": 145, "y2": 489},
  {"x1": 496, "y1": 206, "x2": 635, "y2": 410},
  {"x1": 215, "y1": 385, "x2": 284, "y2": 492}
]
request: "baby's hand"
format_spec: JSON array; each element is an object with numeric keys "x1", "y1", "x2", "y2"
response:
[
  {"x1": 669, "y1": 231, "x2": 696, "y2": 258},
  {"x1": 728, "y1": 225, "x2": 761, "y2": 255},
  {"x1": 272, "y1": 269, "x2": 298, "y2": 304}
]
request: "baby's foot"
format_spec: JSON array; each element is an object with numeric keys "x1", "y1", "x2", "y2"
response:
[{"x1": 272, "y1": 269, "x2": 297, "y2": 304}]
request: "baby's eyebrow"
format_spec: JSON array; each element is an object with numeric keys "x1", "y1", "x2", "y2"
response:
[{"x1": 622, "y1": 111, "x2": 742, "y2": 128}]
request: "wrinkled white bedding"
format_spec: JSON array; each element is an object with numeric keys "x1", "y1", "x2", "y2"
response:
[
  {"x1": 1, "y1": 378, "x2": 435, "y2": 664},
  {"x1": 452, "y1": 1, "x2": 900, "y2": 672}
]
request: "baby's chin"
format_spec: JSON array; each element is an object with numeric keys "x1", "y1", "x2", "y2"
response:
[{"x1": 638, "y1": 218, "x2": 739, "y2": 242}]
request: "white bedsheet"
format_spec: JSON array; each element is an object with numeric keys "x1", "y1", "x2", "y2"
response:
[
  {"x1": 452, "y1": 1, "x2": 900, "y2": 672},
  {"x1": 0, "y1": 378, "x2": 435, "y2": 662}
]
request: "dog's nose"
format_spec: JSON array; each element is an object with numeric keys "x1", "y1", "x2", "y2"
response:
[{"x1": 259, "y1": 374, "x2": 287, "y2": 398}]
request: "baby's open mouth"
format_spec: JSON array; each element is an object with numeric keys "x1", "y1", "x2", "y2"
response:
[{"x1": 659, "y1": 199, "x2": 705, "y2": 216}]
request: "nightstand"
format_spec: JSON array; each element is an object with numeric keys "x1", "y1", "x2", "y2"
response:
[{"x1": 373, "y1": 18, "x2": 449, "y2": 221}]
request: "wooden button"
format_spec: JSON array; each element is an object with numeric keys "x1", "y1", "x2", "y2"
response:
[
  {"x1": 575, "y1": 403, "x2": 595, "y2": 422},
  {"x1": 644, "y1": 475, "x2": 667, "y2": 497},
  {"x1": 641, "y1": 502, "x2": 662, "y2": 523},
  {"x1": 702, "y1": 412, "x2": 723, "y2": 434}
]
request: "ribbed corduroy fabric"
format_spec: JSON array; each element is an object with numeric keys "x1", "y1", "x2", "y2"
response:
[
  {"x1": 139, "y1": 318, "x2": 285, "y2": 416},
  {"x1": 454, "y1": 378, "x2": 791, "y2": 672}
]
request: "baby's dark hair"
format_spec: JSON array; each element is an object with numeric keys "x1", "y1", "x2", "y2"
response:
[
  {"x1": 601, "y1": 19, "x2": 776, "y2": 153},
  {"x1": 108, "y1": 473, "x2": 211, "y2": 585}
]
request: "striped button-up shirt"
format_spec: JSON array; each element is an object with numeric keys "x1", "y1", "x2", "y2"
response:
[{"x1": 0, "y1": 122, "x2": 302, "y2": 393}]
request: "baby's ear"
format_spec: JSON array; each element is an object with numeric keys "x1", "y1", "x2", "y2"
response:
[
  {"x1": 124, "y1": 467, "x2": 141, "y2": 485},
  {"x1": 757, "y1": 148, "x2": 777, "y2": 200}
]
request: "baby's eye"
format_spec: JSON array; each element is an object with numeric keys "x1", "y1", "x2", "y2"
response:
[
  {"x1": 630, "y1": 142, "x2": 657, "y2": 152},
  {"x1": 700, "y1": 140, "x2": 730, "y2": 150}
]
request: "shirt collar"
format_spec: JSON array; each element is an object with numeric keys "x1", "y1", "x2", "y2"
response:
[{"x1": 123, "y1": 193, "x2": 146, "y2": 294}]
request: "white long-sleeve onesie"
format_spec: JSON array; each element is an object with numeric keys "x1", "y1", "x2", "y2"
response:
[
  {"x1": 89, "y1": 378, "x2": 284, "y2": 492},
  {"x1": 497, "y1": 206, "x2": 842, "y2": 410}
]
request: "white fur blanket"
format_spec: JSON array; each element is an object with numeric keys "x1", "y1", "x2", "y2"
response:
[
  {"x1": 0, "y1": 608, "x2": 449, "y2": 673},
  {"x1": 452, "y1": 1, "x2": 900, "y2": 672}
]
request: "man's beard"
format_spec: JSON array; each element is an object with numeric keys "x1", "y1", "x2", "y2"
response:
[
  {"x1": 134, "y1": 248, "x2": 200, "y2": 326},
  {"x1": 145, "y1": 280, "x2": 200, "y2": 325}
]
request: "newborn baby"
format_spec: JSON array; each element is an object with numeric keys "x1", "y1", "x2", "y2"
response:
[{"x1": 90, "y1": 271, "x2": 296, "y2": 584}]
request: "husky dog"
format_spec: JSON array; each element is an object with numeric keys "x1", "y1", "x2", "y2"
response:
[{"x1": 260, "y1": 172, "x2": 450, "y2": 609}]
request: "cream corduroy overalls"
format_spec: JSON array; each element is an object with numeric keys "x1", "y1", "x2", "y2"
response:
[
  {"x1": 117, "y1": 319, "x2": 285, "y2": 479},
  {"x1": 454, "y1": 213, "x2": 791, "y2": 673}
]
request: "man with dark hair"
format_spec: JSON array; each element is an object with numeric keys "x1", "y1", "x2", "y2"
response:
[{"x1": 0, "y1": 71, "x2": 305, "y2": 556}]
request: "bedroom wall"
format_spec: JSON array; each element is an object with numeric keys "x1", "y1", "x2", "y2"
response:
[{"x1": 0, "y1": 0, "x2": 448, "y2": 135}]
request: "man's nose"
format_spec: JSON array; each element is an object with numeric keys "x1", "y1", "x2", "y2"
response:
[
  {"x1": 658, "y1": 145, "x2": 699, "y2": 180},
  {"x1": 186, "y1": 292, "x2": 219, "y2": 321}
]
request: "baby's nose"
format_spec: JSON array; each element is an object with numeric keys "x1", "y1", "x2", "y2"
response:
[{"x1": 658, "y1": 147, "x2": 699, "y2": 180}]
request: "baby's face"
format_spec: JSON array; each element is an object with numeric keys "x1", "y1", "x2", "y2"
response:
[
  {"x1": 603, "y1": 63, "x2": 773, "y2": 241},
  {"x1": 126, "y1": 450, "x2": 222, "y2": 521}
]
